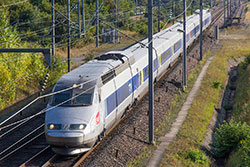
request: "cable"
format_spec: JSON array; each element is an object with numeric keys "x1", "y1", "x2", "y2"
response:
[
  {"x1": 0, "y1": 82, "x2": 95, "y2": 130},
  {"x1": 0, "y1": 67, "x2": 113, "y2": 129}
]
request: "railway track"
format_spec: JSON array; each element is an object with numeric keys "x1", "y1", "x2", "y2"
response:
[
  {"x1": 72, "y1": 3, "x2": 230, "y2": 167},
  {"x1": 0, "y1": 105, "x2": 52, "y2": 166},
  {"x1": 0, "y1": 122, "x2": 53, "y2": 166},
  {"x1": 39, "y1": 4, "x2": 230, "y2": 167},
  {"x1": 0, "y1": 2, "x2": 242, "y2": 167}
]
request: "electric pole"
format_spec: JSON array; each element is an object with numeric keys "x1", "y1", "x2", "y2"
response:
[
  {"x1": 183, "y1": 0, "x2": 187, "y2": 91},
  {"x1": 148, "y1": 0, "x2": 154, "y2": 144},
  {"x1": 158, "y1": 0, "x2": 160, "y2": 32},
  {"x1": 67, "y1": 0, "x2": 71, "y2": 72},
  {"x1": 200, "y1": 0, "x2": 203, "y2": 60},
  {"x1": 82, "y1": 0, "x2": 85, "y2": 34},
  {"x1": 51, "y1": 0, "x2": 55, "y2": 59},
  {"x1": 78, "y1": 0, "x2": 81, "y2": 38},
  {"x1": 96, "y1": 0, "x2": 99, "y2": 48}
]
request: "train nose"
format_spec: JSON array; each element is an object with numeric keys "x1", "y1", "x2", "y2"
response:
[{"x1": 46, "y1": 131, "x2": 84, "y2": 147}]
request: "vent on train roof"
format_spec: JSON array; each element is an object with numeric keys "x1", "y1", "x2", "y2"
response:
[{"x1": 95, "y1": 54, "x2": 125, "y2": 63}]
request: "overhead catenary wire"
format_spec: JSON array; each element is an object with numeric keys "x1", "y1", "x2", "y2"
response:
[
  {"x1": 0, "y1": 0, "x2": 208, "y2": 130},
  {"x1": 0, "y1": 69, "x2": 113, "y2": 130}
]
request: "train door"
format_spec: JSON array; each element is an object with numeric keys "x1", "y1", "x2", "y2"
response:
[
  {"x1": 114, "y1": 66, "x2": 133, "y2": 120},
  {"x1": 101, "y1": 70, "x2": 118, "y2": 131}
]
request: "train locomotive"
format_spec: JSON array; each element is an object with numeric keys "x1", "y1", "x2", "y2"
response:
[{"x1": 45, "y1": 9, "x2": 211, "y2": 155}]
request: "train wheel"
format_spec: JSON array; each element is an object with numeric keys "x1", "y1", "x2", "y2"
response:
[
  {"x1": 132, "y1": 98, "x2": 138, "y2": 106},
  {"x1": 98, "y1": 129, "x2": 106, "y2": 142}
]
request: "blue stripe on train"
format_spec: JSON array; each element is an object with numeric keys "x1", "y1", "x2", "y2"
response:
[{"x1": 105, "y1": 22, "x2": 206, "y2": 116}]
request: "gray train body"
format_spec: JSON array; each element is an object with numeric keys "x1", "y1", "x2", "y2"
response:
[{"x1": 45, "y1": 10, "x2": 211, "y2": 155}]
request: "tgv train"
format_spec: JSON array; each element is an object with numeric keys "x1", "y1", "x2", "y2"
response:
[{"x1": 45, "y1": 9, "x2": 211, "y2": 155}]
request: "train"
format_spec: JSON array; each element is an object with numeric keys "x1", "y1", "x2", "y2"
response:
[{"x1": 45, "y1": 9, "x2": 212, "y2": 155}]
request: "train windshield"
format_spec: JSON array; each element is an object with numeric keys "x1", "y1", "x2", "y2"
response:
[
  {"x1": 50, "y1": 92, "x2": 92, "y2": 106},
  {"x1": 73, "y1": 93, "x2": 92, "y2": 105},
  {"x1": 50, "y1": 92, "x2": 72, "y2": 106}
]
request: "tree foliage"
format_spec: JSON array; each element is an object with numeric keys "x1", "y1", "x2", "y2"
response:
[{"x1": 0, "y1": 9, "x2": 47, "y2": 109}]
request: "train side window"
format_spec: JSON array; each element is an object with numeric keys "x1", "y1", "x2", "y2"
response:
[
  {"x1": 191, "y1": 29, "x2": 195, "y2": 37},
  {"x1": 138, "y1": 72, "x2": 141, "y2": 86},
  {"x1": 99, "y1": 94, "x2": 101, "y2": 102},
  {"x1": 154, "y1": 59, "x2": 158, "y2": 71},
  {"x1": 101, "y1": 70, "x2": 115, "y2": 85},
  {"x1": 186, "y1": 33, "x2": 190, "y2": 42},
  {"x1": 143, "y1": 67, "x2": 148, "y2": 81},
  {"x1": 174, "y1": 40, "x2": 182, "y2": 53},
  {"x1": 161, "y1": 48, "x2": 171, "y2": 64}
]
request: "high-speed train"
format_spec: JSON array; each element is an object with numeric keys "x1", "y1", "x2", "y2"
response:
[{"x1": 45, "y1": 9, "x2": 211, "y2": 155}]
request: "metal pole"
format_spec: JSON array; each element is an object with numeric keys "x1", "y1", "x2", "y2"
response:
[
  {"x1": 51, "y1": 0, "x2": 55, "y2": 59},
  {"x1": 158, "y1": 0, "x2": 160, "y2": 32},
  {"x1": 224, "y1": 0, "x2": 226, "y2": 25},
  {"x1": 96, "y1": 0, "x2": 99, "y2": 48},
  {"x1": 227, "y1": 0, "x2": 229, "y2": 20},
  {"x1": 114, "y1": 0, "x2": 118, "y2": 42},
  {"x1": 117, "y1": 0, "x2": 119, "y2": 42},
  {"x1": 67, "y1": 0, "x2": 71, "y2": 72},
  {"x1": 82, "y1": 0, "x2": 85, "y2": 34},
  {"x1": 191, "y1": 0, "x2": 193, "y2": 15},
  {"x1": 230, "y1": 0, "x2": 231, "y2": 20},
  {"x1": 172, "y1": 0, "x2": 175, "y2": 24},
  {"x1": 148, "y1": 0, "x2": 154, "y2": 144},
  {"x1": 200, "y1": 0, "x2": 203, "y2": 61},
  {"x1": 78, "y1": 0, "x2": 81, "y2": 38},
  {"x1": 183, "y1": 0, "x2": 187, "y2": 91}
]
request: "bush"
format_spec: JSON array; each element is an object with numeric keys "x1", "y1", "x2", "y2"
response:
[
  {"x1": 238, "y1": 139, "x2": 250, "y2": 166},
  {"x1": 185, "y1": 149, "x2": 208, "y2": 164},
  {"x1": 229, "y1": 85, "x2": 236, "y2": 90},
  {"x1": 241, "y1": 54, "x2": 250, "y2": 70},
  {"x1": 212, "y1": 80, "x2": 223, "y2": 89},
  {"x1": 211, "y1": 121, "x2": 250, "y2": 158},
  {"x1": 223, "y1": 104, "x2": 233, "y2": 110}
]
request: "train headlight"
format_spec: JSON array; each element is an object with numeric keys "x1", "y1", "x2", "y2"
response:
[
  {"x1": 69, "y1": 124, "x2": 86, "y2": 130},
  {"x1": 79, "y1": 124, "x2": 84, "y2": 130},
  {"x1": 49, "y1": 124, "x2": 54, "y2": 130},
  {"x1": 47, "y1": 123, "x2": 62, "y2": 130}
]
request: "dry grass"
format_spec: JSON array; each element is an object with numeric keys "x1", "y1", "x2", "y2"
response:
[{"x1": 54, "y1": 30, "x2": 143, "y2": 59}]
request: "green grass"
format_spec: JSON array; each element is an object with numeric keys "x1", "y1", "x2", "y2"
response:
[
  {"x1": 127, "y1": 53, "x2": 207, "y2": 167},
  {"x1": 127, "y1": 9, "x2": 250, "y2": 167},
  {"x1": 232, "y1": 60, "x2": 250, "y2": 124},
  {"x1": 160, "y1": 39, "x2": 250, "y2": 167},
  {"x1": 226, "y1": 55, "x2": 250, "y2": 166}
]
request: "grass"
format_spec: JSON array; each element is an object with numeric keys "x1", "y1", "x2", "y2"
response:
[
  {"x1": 226, "y1": 55, "x2": 250, "y2": 166},
  {"x1": 160, "y1": 11, "x2": 250, "y2": 166},
  {"x1": 127, "y1": 49, "x2": 208, "y2": 167},
  {"x1": 231, "y1": 60, "x2": 250, "y2": 124},
  {"x1": 127, "y1": 6, "x2": 250, "y2": 167}
]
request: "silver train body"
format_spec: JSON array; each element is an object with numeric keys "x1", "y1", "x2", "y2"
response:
[{"x1": 45, "y1": 10, "x2": 211, "y2": 155}]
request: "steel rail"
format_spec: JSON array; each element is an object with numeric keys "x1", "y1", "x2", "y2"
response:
[
  {"x1": 0, "y1": 114, "x2": 42, "y2": 139},
  {"x1": 0, "y1": 132, "x2": 45, "y2": 161},
  {"x1": 0, "y1": 124, "x2": 44, "y2": 161},
  {"x1": 41, "y1": 154, "x2": 57, "y2": 167},
  {"x1": 19, "y1": 145, "x2": 51, "y2": 167},
  {"x1": 71, "y1": 6, "x2": 227, "y2": 166}
]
